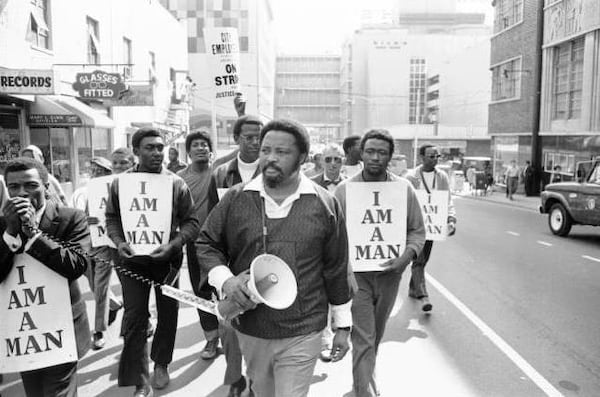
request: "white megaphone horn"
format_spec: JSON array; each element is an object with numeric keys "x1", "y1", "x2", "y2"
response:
[{"x1": 246, "y1": 253, "x2": 297, "y2": 309}]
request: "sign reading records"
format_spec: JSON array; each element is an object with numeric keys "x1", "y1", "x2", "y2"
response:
[
  {"x1": 0, "y1": 69, "x2": 56, "y2": 95},
  {"x1": 72, "y1": 70, "x2": 127, "y2": 99}
]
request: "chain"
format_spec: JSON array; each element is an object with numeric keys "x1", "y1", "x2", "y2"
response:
[{"x1": 23, "y1": 223, "x2": 160, "y2": 288}]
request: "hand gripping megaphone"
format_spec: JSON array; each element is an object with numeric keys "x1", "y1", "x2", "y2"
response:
[{"x1": 161, "y1": 254, "x2": 297, "y2": 321}]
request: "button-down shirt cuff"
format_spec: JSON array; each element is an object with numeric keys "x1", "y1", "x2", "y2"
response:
[
  {"x1": 24, "y1": 232, "x2": 42, "y2": 252},
  {"x1": 3, "y1": 231, "x2": 22, "y2": 252},
  {"x1": 330, "y1": 300, "x2": 353, "y2": 329},
  {"x1": 208, "y1": 265, "x2": 235, "y2": 297}
]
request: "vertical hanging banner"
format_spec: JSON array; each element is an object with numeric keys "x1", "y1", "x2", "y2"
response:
[
  {"x1": 204, "y1": 27, "x2": 241, "y2": 100},
  {"x1": 414, "y1": 190, "x2": 449, "y2": 241},
  {"x1": 0, "y1": 254, "x2": 77, "y2": 372},
  {"x1": 118, "y1": 173, "x2": 173, "y2": 256},
  {"x1": 346, "y1": 181, "x2": 408, "y2": 272},
  {"x1": 88, "y1": 175, "x2": 116, "y2": 248}
]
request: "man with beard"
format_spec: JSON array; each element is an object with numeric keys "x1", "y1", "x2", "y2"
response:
[
  {"x1": 105, "y1": 128, "x2": 200, "y2": 397},
  {"x1": 405, "y1": 144, "x2": 456, "y2": 313},
  {"x1": 205, "y1": 115, "x2": 263, "y2": 397},
  {"x1": 0, "y1": 157, "x2": 91, "y2": 396},
  {"x1": 334, "y1": 129, "x2": 425, "y2": 397},
  {"x1": 197, "y1": 119, "x2": 353, "y2": 397}
]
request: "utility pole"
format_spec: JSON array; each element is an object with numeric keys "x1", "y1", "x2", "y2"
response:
[{"x1": 530, "y1": 0, "x2": 544, "y2": 195}]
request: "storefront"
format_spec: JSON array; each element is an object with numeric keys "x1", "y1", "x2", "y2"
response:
[
  {"x1": 27, "y1": 95, "x2": 114, "y2": 196},
  {"x1": 0, "y1": 95, "x2": 29, "y2": 164}
]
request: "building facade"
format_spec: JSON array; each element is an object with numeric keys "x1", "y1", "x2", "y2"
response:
[
  {"x1": 274, "y1": 55, "x2": 341, "y2": 146},
  {"x1": 159, "y1": 0, "x2": 276, "y2": 150},
  {"x1": 539, "y1": 0, "x2": 600, "y2": 184},
  {"x1": 0, "y1": 0, "x2": 188, "y2": 195},
  {"x1": 341, "y1": 0, "x2": 491, "y2": 165}
]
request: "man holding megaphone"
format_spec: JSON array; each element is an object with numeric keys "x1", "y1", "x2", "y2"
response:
[{"x1": 196, "y1": 119, "x2": 353, "y2": 397}]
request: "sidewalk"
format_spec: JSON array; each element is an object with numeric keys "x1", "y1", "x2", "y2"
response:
[{"x1": 454, "y1": 187, "x2": 540, "y2": 212}]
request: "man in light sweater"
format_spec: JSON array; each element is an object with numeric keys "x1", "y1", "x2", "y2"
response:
[{"x1": 197, "y1": 119, "x2": 353, "y2": 397}]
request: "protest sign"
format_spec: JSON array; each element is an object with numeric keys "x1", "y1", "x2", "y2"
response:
[
  {"x1": 414, "y1": 190, "x2": 449, "y2": 241},
  {"x1": 88, "y1": 175, "x2": 116, "y2": 248},
  {"x1": 0, "y1": 254, "x2": 77, "y2": 372},
  {"x1": 346, "y1": 181, "x2": 407, "y2": 272},
  {"x1": 118, "y1": 173, "x2": 173, "y2": 256},
  {"x1": 203, "y1": 27, "x2": 240, "y2": 100}
]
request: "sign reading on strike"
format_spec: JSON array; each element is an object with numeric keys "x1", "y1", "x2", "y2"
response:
[
  {"x1": 118, "y1": 173, "x2": 173, "y2": 256},
  {"x1": 0, "y1": 68, "x2": 56, "y2": 95},
  {"x1": 414, "y1": 190, "x2": 449, "y2": 241},
  {"x1": 88, "y1": 175, "x2": 116, "y2": 248},
  {"x1": 0, "y1": 254, "x2": 77, "y2": 372},
  {"x1": 203, "y1": 28, "x2": 240, "y2": 100},
  {"x1": 346, "y1": 181, "x2": 408, "y2": 272}
]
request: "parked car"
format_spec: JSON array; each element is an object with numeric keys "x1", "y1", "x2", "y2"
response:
[{"x1": 539, "y1": 158, "x2": 600, "y2": 236}]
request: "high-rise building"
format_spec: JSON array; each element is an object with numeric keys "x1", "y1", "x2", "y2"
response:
[
  {"x1": 159, "y1": 0, "x2": 275, "y2": 149},
  {"x1": 274, "y1": 55, "x2": 341, "y2": 146}
]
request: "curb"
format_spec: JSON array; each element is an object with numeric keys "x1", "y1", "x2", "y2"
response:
[{"x1": 457, "y1": 193, "x2": 539, "y2": 212}]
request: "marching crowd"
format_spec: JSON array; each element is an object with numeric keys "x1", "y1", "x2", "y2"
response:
[{"x1": 0, "y1": 101, "x2": 457, "y2": 397}]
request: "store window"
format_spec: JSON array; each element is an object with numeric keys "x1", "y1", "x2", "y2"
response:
[
  {"x1": 493, "y1": 0, "x2": 523, "y2": 33},
  {"x1": 29, "y1": 127, "x2": 71, "y2": 183},
  {"x1": 0, "y1": 111, "x2": 22, "y2": 161},
  {"x1": 544, "y1": 152, "x2": 575, "y2": 175},
  {"x1": 75, "y1": 127, "x2": 110, "y2": 185}
]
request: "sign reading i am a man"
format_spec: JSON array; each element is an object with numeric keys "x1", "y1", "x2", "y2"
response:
[
  {"x1": 0, "y1": 254, "x2": 77, "y2": 372},
  {"x1": 117, "y1": 173, "x2": 173, "y2": 256},
  {"x1": 88, "y1": 175, "x2": 116, "y2": 248},
  {"x1": 414, "y1": 190, "x2": 449, "y2": 241},
  {"x1": 346, "y1": 181, "x2": 408, "y2": 272}
]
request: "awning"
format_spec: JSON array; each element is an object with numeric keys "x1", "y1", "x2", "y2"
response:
[
  {"x1": 131, "y1": 121, "x2": 181, "y2": 135},
  {"x1": 7, "y1": 94, "x2": 35, "y2": 102},
  {"x1": 29, "y1": 95, "x2": 115, "y2": 128}
]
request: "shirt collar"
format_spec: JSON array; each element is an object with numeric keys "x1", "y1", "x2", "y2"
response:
[
  {"x1": 244, "y1": 173, "x2": 317, "y2": 196},
  {"x1": 35, "y1": 201, "x2": 47, "y2": 225}
]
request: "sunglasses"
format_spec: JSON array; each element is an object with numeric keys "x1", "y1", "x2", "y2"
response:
[
  {"x1": 324, "y1": 157, "x2": 343, "y2": 164},
  {"x1": 426, "y1": 154, "x2": 441, "y2": 159}
]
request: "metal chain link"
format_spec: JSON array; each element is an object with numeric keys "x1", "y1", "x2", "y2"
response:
[{"x1": 23, "y1": 223, "x2": 159, "y2": 288}]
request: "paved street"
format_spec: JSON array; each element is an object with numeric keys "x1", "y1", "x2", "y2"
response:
[{"x1": 2, "y1": 193, "x2": 599, "y2": 396}]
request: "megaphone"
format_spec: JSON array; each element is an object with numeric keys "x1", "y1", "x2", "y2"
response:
[{"x1": 247, "y1": 253, "x2": 297, "y2": 309}]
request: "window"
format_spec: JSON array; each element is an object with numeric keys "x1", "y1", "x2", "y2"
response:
[
  {"x1": 552, "y1": 37, "x2": 584, "y2": 120},
  {"x1": 123, "y1": 37, "x2": 132, "y2": 79},
  {"x1": 491, "y1": 57, "x2": 522, "y2": 101},
  {"x1": 409, "y1": 58, "x2": 426, "y2": 124},
  {"x1": 86, "y1": 16, "x2": 100, "y2": 64},
  {"x1": 27, "y1": 0, "x2": 50, "y2": 49},
  {"x1": 544, "y1": 152, "x2": 575, "y2": 174},
  {"x1": 493, "y1": 0, "x2": 523, "y2": 33}
]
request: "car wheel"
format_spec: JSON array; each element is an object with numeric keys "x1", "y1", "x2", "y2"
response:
[{"x1": 548, "y1": 203, "x2": 572, "y2": 236}]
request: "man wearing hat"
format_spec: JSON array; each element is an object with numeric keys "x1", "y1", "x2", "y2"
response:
[
  {"x1": 197, "y1": 119, "x2": 353, "y2": 397},
  {"x1": 71, "y1": 157, "x2": 123, "y2": 350}
]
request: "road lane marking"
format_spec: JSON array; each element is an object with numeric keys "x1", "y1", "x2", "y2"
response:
[
  {"x1": 426, "y1": 274, "x2": 565, "y2": 397},
  {"x1": 537, "y1": 241, "x2": 552, "y2": 247},
  {"x1": 507, "y1": 231, "x2": 520, "y2": 236},
  {"x1": 582, "y1": 255, "x2": 600, "y2": 263}
]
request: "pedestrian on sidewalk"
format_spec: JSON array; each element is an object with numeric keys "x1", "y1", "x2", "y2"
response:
[
  {"x1": 406, "y1": 144, "x2": 456, "y2": 313},
  {"x1": 334, "y1": 129, "x2": 425, "y2": 397},
  {"x1": 70, "y1": 156, "x2": 123, "y2": 350},
  {"x1": 105, "y1": 128, "x2": 200, "y2": 397},
  {"x1": 504, "y1": 160, "x2": 520, "y2": 200},
  {"x1": 197, "y1": 119, "x2": 353, "y2": 397}
]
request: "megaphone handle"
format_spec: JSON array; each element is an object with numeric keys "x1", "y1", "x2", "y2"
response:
[{"x1": 254, "y1": 273, "x2": 278, "y2": 293}]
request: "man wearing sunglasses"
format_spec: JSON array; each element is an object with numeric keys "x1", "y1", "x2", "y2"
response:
[
  {"x1": 406, "y1": 144, "x2": 456, "y2": 312},
  {"x1": 310, "y1": 143, "x2": 345, "y2": 192}
]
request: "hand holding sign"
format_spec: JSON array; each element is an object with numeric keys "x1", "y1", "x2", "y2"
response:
[
  {"x1": 118, "y1": 242, "x2": 135, "y2": 259},
  {"x1": 149, "y1": 242, "x2": 176, "y2": 262},
  {"x1": 379, "y1": 247, "x2": 416, "y2": 273}
]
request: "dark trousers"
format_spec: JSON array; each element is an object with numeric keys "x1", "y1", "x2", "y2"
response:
[
  {"x1": 21, "y1": 361, "x2": 78, "y2": 397},
  {"x1": 409, "y1": 240, "x2": 434, "y2": 298},
  {"x1": 507, "y1": 176, "x2": 518, "y2": 198},
  {"x1": 186, "y1": 244, "x2": 219, "y2": 335},
  {"x1": 352, "y1": 271, "x2": 403, "y2": 397},
  {"x1": 117, "y1": 262, "x2": 179, "y2": 387}
]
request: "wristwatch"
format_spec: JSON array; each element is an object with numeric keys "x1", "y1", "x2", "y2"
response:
[{"x1": 336, "y1": 326, "x2": 352, "y2": 332}]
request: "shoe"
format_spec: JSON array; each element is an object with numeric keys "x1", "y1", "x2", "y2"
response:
[
  {"x1": 147, "y1": 322, "x2": 155, "y2": 339},
  {"x1": 421, "y1": 297, "x2": 433, "y2": 313},
  {"x1": 319, "y1": 347, "x2": 332, "y2": 363},
  {"x1": 248, "y1": 380, "x2": 255, "y2": 397},
  {"x1": 133, "y1": 383, "x2": 153, "y2": 397},
  {"x1": 108, "y1": 306, "x2": 122, "y2": 326},
  {"x1": 151, "y1": 364, "x2": 169, "y2": 389},
  {"x1": 200, "y1": 337, "x2": 220, "y2": 360},
  {"x1": 228, "y1": 376, "x2": 246, "y2": 397},
  {"x1": 92, "y1": 332, "x2": 105, "y2": 350}
]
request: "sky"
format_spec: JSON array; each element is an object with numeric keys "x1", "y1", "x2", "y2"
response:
[
  {"x1": 271, "y1": 0, "x2": 396, "y2": 55},
  {"x1": 270, "y1": 0, "x2": 493, "y2": 55}
]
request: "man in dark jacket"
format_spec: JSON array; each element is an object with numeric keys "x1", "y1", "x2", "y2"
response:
[
  {"x1": 0, "y1": 157, "x2": 91, "y2": 396},
  {"x1": 197, "y1": 119, "x2": 353, "y2": 397}
]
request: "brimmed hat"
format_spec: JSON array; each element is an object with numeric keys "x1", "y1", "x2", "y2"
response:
[{"x1": 91, "y1": 156, "x2": 112, "y2": 172}]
